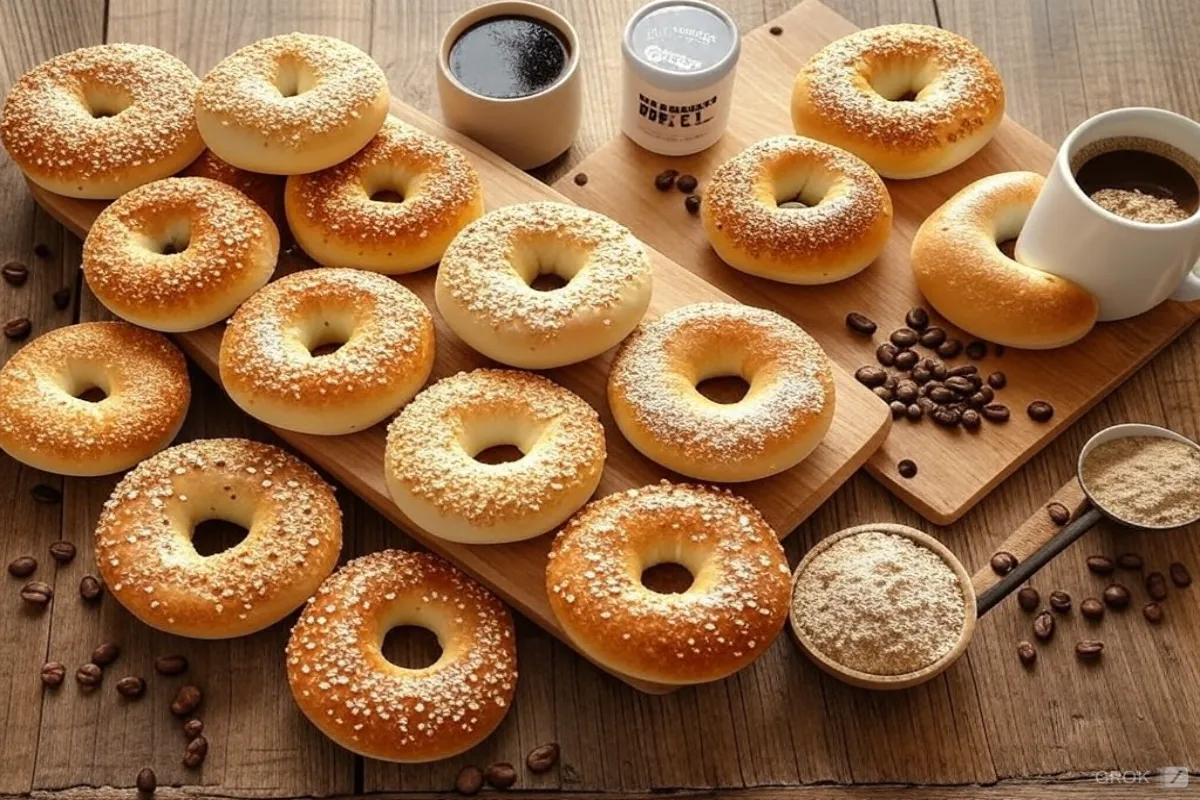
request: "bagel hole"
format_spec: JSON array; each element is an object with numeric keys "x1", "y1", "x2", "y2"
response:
[
  {"x1": 381, "y1": 624, "x2": 443, "y2": 670},
  {"x1": 309, "y1": 341, "x2": 345, "y2": 357},
  {"x1": 997, "y1": 238, "x2": 1018, "y2": 259},
  {"x1": 191, "y1": 518, "x2": 249, "y2": 557},
  {"x1": 83, "y1": 87, "x2": 132, "y2": 119},
  {"x1": 305, "y1": 320, "x2": 351, "y2": 358},
  {"x1": 529, "y1": 273, "x2": 569, "y2": 292},
  {"x1": 275, "y1": 59, "x2": 316, "y2": 98},
  {"x1": 641, "y1": 562, "x2": 694, "y2": 594},
  {"x1": 518, "y1": 244, "x2": 587, "y2": 293},
  {"x1": 146, "y1": 220, "x2": 191, "y2": 256},
  {"x1": 73, "y1": 384, "x2": 108, "y2": 403},
  {"x1": 369, "y1": 189, "x2": 405, "y2": 203},
  {"x1": 894, "y1": 90, "x2": 919, "y2": 102},
  {"x1": 473, "y1": 445, "x2": 526, "y2": 465},
  {"x1": 696, "y1": 375, "x2": 750, "y2": 404}
]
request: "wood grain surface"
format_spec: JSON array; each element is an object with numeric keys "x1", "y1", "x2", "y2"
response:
[{"x1": 2, "y1": 1, "x2": 1199, "y2": 797}]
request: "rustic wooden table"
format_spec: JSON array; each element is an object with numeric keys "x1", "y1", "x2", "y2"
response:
[{"x1": 2, "y1": 2, "x2": 1199, "y2": 798}]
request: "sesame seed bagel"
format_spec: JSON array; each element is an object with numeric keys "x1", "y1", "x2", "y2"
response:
[
  {"x1": 83, "y1": 177, "x2": 279, "y2": 332},
  {"x1": 95, "y1": 438, "x2": 342, "y2": 639},
  {"x1": 608, "y1": 303, "x2": 836, "y2": 483},
  {"x1": 286, "y1": 117, "x2": 485, "y2": 274},
  {"x1": 385, "y1": 369, "x2": 606, "y2": 545},
  {"x1": 791, "y1": 24, "x2": 1005, "y2": 179},
  {"x1": 546, "y1": 482, "x2": 792, "y2": 686},
  {"x1": 1, "y1": 44, "x2": 205, "y2": 199},
  {"x1": 220, "y1": 269, "x2": 435, "y2": 436},
  {"x1": 702, "y1": 136, "x2": 893, "y2": 284},
  {"x1": 911, "y1": 171, "x2": 1098, "y2": 349},
  {"x1": 181, "y1": 149, "x2": 286, "y2": 227},
  {"x1": 287, "y1": 549, "x2": 517, "y2": 763},
  {"x1": 0, "y1": 322, "x2": 189, "y2": 476},
  {"x1": 195, "y1": 33, "x2": 390, "y2": 175},
  {"x1": 435, "y1": 202, "x2": 653, "y2": 369}
]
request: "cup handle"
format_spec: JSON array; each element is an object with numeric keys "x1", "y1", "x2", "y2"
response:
[{"x1": 1169, "y1": 261, "x2": 1200, "y2": 302}]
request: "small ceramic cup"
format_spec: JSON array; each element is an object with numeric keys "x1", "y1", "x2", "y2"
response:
[
  {"x1": 1015, "y1": 107, "x2": 1200, "y2": 321},
  {"x1": 437, "y1": 1, "x2": 582, "y2": 170}
]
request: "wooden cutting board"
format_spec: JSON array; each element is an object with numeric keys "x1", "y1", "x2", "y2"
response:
[
  {"x1": 554, "y1": 0, "x2": 1200, "y2": 525},
  {"x1": 29, "y1": 101, "x2": 888, "y2": 693}
]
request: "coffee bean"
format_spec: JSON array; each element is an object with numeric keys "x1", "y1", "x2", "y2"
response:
[
  {"x1": 1017, "y1": 586, "x2": 1040, "y2": 612},
  {"x1": 991, "y1": 551, "x2": 1018, "y2": 575},
  {"x1": 676, "y1": 174, "x2": 698, "y2": 193},
  {"x1": 888, "y1": 379, "x2": 914, "y2": 402},
  {"x1": 1116, "y1": 552, "x2": 1143, "y2": 570},
  {"x1": 911, "y1": 366, "x2": 932, "y2": 384},
  {"x1": 76, "y1": 663, "x2": 103, "y2": 688},
  {"x1": 918, "y1": 327, "x2": 946, "y2": 348},
  {"x1": 1145, "y1": 571, "x2": 1168, "y2": 601},
  {"x1": 897, "y1": 459, "x2": 918, "y2": 478},
  {"x1": 116, "y1": 676, "x2": 146, "y2": 699},
  {"x1": 889, "y1": 328, "x2": 918, "y2": 348},
  {"x1": 1033, "y1": 610, "x2": 1055, "y2": 641},
  {"x1": 1103, "y1": 583, "x2": 1131, "y2": 609},
  {"x1": 932, "y1": 406, "x2": 961, "y2": 427},
  {"x1": 904, "y1": 307, "x2": 930, "y2": 330},
  {"x1": 769, "y1": 25, "x2": 783, "y2": 35},
  {"x1": 1087, "y1": 555, "x2": 1115, "y2": 576},
  {"x1": 572, "y1": 172, "x2": 587, "y2": 186},
  {"x1": 845, "y1": 312, "x2": 877, "y2": 335},
  {"x1": 1080, "y1": 597, "x2": 1105, "y2": 621},
  {"x1": 92, "y1": 642, "x2": 120, "y2": 667},
  {"x1": 889, "y1": 400, "x2": 907, "y2": 418},
  {"x1": 895, "y1": 352, "x2": 921, "y2": 374},
  {"x1": 8, "y1": 556, "x2": 37, "y2": 578},
  {"x1": 1169, "y1": 561, "x2": 1192, "y2": 587},
  {"x1": 684, "y1": 194, "x2": 701, "y2": 214},
  {"x1": 1143, "y1": 602, "x2": 1164, "y2": 624},
  {"x1": 52, "y1": 287, "x2": 71, "y2": 310},
  {"x1": 946, "y1": 364, "x2": 978, "y2": 377},
  {"x1": 41, "y1": 661, "x2": 66, "y2": 688},
  {"x1": 981, "y1": 403, "x2": 1010, "y2": 422},
  {"x1": 1046, "y1": 502, "x2": 1070, "y2": 525},
  {"x1": 872, "y1": 386, "x2": 894, "y2": 402},
  {"x1": 4, "y1": 317, "x2": 31, "y2": 340},
  {"x1": 1016, "y1": 641, "x2": 1037, "y2": 667},
  {"x1": 965, "y1": 340, "x2": 988, "y2": 360},
  {"x1": 79, "y1": 575, "x2": 103, "y2": 602},
  {"x1": 33, "y1": 243, "x2": 52, "y2": 259},
  {"x1": 872, "y1": 344, "x2": 897, "y2": 368},
  {"x1": 30, "y1": 484, "x2": 61, "y2": 504},
  {"x1": 2, "y1": 261, "x2": 28, "y2": 286},
  {"x1": 936, "y1": 338, "x2": 963, "y2": 358},
  {"x1": 49, "y1": 541, "x2": 76, "y2": 564},
  {"x1": 183, "y1": 718, "x2": 204, "y2": 739},
  {"x1": 854, "y1": 366, "x2": 887, "y2": 388},
  {"x1": 930, "y1": 361, "x2": 948, "y2": 380},
  {"x1": 653, "y1": 169, "x2": 678, "y2": 191},
  {"x1": 1075, "y1": 640, "x2": 1104, "y2": 661},
  {"x1": 987, "y1": 371, "x2": 1007, "y2": 390},
  {"x1": 1027, "y1": 401, "x2": 1054, "y2": 422},
  {"x1": 21, "y1": 580, "x2": 52, "y2": 606},
  {"x1": 961, "y1": 409, "x2": 982, "y2": 430},
  {"x1": 906, "y1": 404, "x2": 923, "y2": 421},
  {"x1": 929, "y1": 386, "x2": 956, "y2": 404},
  {"x1": 526, "y1": 742, "x2": 560, "y2": 773},
  {"x1": 485, "y1": 762, "x2": 518, "y2": 789},
  {"x1": 136, "y1": 767, "x2": 157, "y2": 796},
  {"x1": 968, "y1": 388, "x2": 994, "y2": 407},
  {"x1": 944, "y1": 376, "x2": 974, "y2": 394},
  {"x1": 183, "y1": 735, "x2": 208, "y2": 768},
  {"x1": 155, "y1": 655, "x2": 189, "y2": 676},
  {"x1": 456, "y1": 765, "x2": 484, "y2": 796},
  {"x1": 171, "y1": 685, "x2": 203, "y2": 716},
  {"x1": 917, "y1": 396, "x2": 936, "y2": 413},
  {"x1": 1049, "y1": 590, "x2": 1072, "y2": 613}
]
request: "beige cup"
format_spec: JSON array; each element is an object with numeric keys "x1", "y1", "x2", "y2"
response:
[{"x1": 437, "y1": 1, "x2": 582, "y2": 170}]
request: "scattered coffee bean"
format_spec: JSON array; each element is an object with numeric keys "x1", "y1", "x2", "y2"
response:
[
  {"x1": 872, "y1": 386, "x2": 894, "y2": 402},
  {"x1": 684, "y1": 194, "x2": 701, "y2": 214},
  {"x1": 30, "y1": 484, "x2": 62, "y2": 504},
  {"x1": 1103, "y1": 583, "x2": 1131, "y2": 609},
  {"x1": 76, "y1": 663, "x2": 103, "y2": 688},
  {"x1": 485, "y1": 762, "x2": 518, "y2": 789},
  {"x1": 116, "y1": 676, "x2": 146, "y2": 699},
  {"x1": 92, "y1": 642, "x2": 120, "y2": 667},
  {"x1": 4, "y1": 317, "x2": 32, "y2": 340},
  {"x1": 49, "y1": 541, "x2": 76, "y2": 564},
  {"x1": 653, "y1": 169, "x2": 678, "y2": 191},
  {"x1": 928, "y1": 386, "x2": 956, "y2": 404},
  {"x1": 526, "y1": 742, "x2": 560, "y2": 773},
  {"x1": 895, "y1": 381, "x2": 919, "y2": 404},
  {"x1": 1143, "y1": 602, "x2": 1164, "y2": 625},
  {"x1": 183, "y1": 735, "x2": 208, "y2": 769},
  {"x1": 875, "y1": 342, "x2": 897, "y2": 367},
  {"x1": 961, "y1": 409, "x2": 982, "y2": 430},
  {"x1": 904, "y1": 307, "x2": 929, "y2": 330},
  {"x1": 456, "y1": 765, "x2": 484, "y2": 796},
  {"x1": 894, "y1": 349, "x2": 919, "y2": 371},
  {"x1": 1, "y1": 260, "x2": 28, "y2": 286},
  {"x1": 932, "y1": 406, "x2": 961, "y2": 427},
  {"x1": 990, "y1": 551, "x2": 1018, "y2": 575},
  {"x1": 676, "y1": 174, "x2": 698, "y2": 193},
  {"x1": 889, "y1": 328, "x2": 918, "y2": 348},
  {"x1": 1046, "y1": 502, "x2": 1070, "y2": 525},
  {"x1": 1169, "y1": 561, "x2": 1192, "y2": 587},
  {"x1": 897, "y1": 459, "x2": 918, "y2": 479},
  {"x1": 1027, "y1": 401, "x2": 1054, "y2": 422},
  {"x1": 911, "y1": 366, "x2": 932, "y2": 384},
  {"x1": 967, "y1": 389, "x2": 994, "y2": 408},
  {"x1": 965, "y1": 340, "x2": 988, "y2": 360},
  {"x1": 8, "y1": 556, "x2": 37, "y2": 578},
  {"x1": 931, "y1": 361, "x2": 948, "y2": 380},
  {"x1": 1116, "y1": 552, "x2": 1143, "y2": 570},
  {"x1": 1016, "y1": 641, "x2": 1037, "y2": 667},
  {"x1": 33, "y1": 243, "x2": 53, "y2": 259},
  {"x1": 155, "y1": 654, "x2": 189, "y2": 676},
  {"x1": 981, "y1": 404, "x2": 1010, "y2": 423},
  {"x1": 1017, "y1": 586, "x2": 1040, "y2": 612},
  {"x1": 1033, "y1": 610, "x2": 1055, "y2": 641},
  {"x1": 906, "y1": 403, "x2": 923, "y2": 421},
  {"x1": 79, "y1": 575, "x2": 103, "y2": 602},
  {"x1": 171, "y1": 685, "x2": 203, "y2": 716},
  {"x1": 1086, "y1": 555, "x2": 1115, "y2": 576},
  {"x1": 183, "y1": 718, "x2": 204, "y2": 739},
  {"x1": 946, "y1": 364, "x2": 977, "y2": 378},
  {"x1": 21, "y1": 580, "x2": 52, "y2": 606},
  {"x1": 572, "y1": 172, "x2": 587, "y2": 186},
  {"x1": 845, "y1": 312, "x2": 877, "y2": 335},
  {"x1": 41, "y1": 661, "x2": 66, "y2": 688},
  {"x1": 52, "y1": 287, "x2": 71, "y2": 310},
  {"x1": 769, "y1": 25, "x2": 782, "y2": 35},
  {"x1": 1145, "y1": 571, "x2": 1168, "y2": 601},
  {"x1": 987, "y1": 371, "x2": 1007, "y2": 390},
  {"x1": 936, "y1": 338, "x2": 963, "y2": 358},
  {"x1": 1049, "y1": 590, "x2": 1072, "y2": 613},
  {"x1": 1080, "y1": 597, "x2": 1105, "y2": 621},
  {"x1": 918, "y1": 327, "x2": 946, "y2": 348},
  {"x1": 944, "y1": 376, "x2": 974, "y2": 394},
  {"x1": 136, "y1": 767, "x2": 157, "y2": 797},
  {"x1": 854, "y1": 366, "x2": 887, "y2": 388},
  {"x1": 1075, "y1": 640, "x2": 1104, "y2": 661},
  {"x1": 889, "y1": 400, "x2": 907, "y2": 418}
]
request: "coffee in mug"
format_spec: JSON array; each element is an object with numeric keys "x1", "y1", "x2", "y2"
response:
[
  {"x1": 448, "y1": 15, "x2": 570, "y2": 100},
  {"x1": 1071, "y1": 136, "x2": 1199, "y2": 225}
]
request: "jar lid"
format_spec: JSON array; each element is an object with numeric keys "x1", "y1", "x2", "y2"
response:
[{"x1": 623, "y1": 0, "x2": 740, "y2": 90}]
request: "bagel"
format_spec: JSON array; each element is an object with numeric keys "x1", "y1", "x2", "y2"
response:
[
  {"x1": 286, "y1": 117, "x2": 484, "y2": 274},
  {"x1": 95, "y1": 439, "x2": 342, "y2": 638},
  {"x1": 83, "y1": 177, "x2": 279, "y2": 332},
  {"x1": 181, "y1": 149, "x2": 285, "y2": 227},
  {"x1": 608, "y1": 303, "x2": 836, "y2": 483},
  {"x1": 435, "y1": 202, "x2": 653, "y2": 369},
  {"x1": 911, "y1": 171, "x2": 1099, "y2": 349},
  {"x1": 1, "y1": 44, "x2": 204, "y2": 198},
  {"x1": 546, "y1": 482, "x2": 792, "y2": 686},
  {"x1": 385, "y1": 369, "x2": 606, "y2": 544},
  {"x1": 702, "y1": 136, "x2": 893, "y2": 283},
  {"x1": 791, "y1": 24, "x2": 1005, "y2": 179},
  {"x1": 287, "y1": 549, "x2": 517, "y2": 762},
  {"x1": 0, "y1": 322, "x2": 189, "y2": 476},
  {"x1": 220, "y1": 269, "x2": 435, "y2": 436},
  {"x1": 195, "y1": 33, "x2": 390, "y2": 175}
]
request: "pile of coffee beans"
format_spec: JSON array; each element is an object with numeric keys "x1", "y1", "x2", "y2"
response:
[
  {"x1": 454, "y1": 742, "x2": 561, "y2": 795},
  {"x1": 2, "y1": 242, "x2": 70, "y2": 339},
  {"x1": 652, "y1": 169, "x2": 702, "y2": 215}
]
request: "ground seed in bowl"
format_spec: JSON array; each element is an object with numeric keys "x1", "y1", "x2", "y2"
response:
[{"x1": 1081, "y1": 436, "x2": 1200, "y2": 527}]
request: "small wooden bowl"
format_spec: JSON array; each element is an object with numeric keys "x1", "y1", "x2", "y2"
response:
[{"x1": 788, "y1": 523, "x2": 977, "y2": 691}]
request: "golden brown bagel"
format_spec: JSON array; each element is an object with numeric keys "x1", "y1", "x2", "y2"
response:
[{"x1": 181, "y1": 149, "x2": 286, "y2": 227}]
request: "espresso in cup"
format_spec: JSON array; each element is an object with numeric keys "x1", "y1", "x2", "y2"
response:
[
  {"x1": 1071, "y1": 135, "x2": 1200, "y2": 225},
  {"x1": 448, "y1": 15, "x2": 570, "y2": 99}
]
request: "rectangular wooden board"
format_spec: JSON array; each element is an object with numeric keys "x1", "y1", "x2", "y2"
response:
[
  {"x1": 554, "y1": 0, "x2": 1200, "y2": 525},
  {"x1": 29, "y1": 103, "x2": 889, "y2": 694}
]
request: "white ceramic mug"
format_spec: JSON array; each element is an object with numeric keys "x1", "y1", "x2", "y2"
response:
[
  {"x1": 437, "y1": 1, "x2": 582, "y2": 170},
  {"x1": 1015, "y1": 107, "x2": 1200, "y2": 321}
]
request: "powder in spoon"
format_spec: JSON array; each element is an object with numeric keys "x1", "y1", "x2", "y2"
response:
[
  {"x1": 1081, "y1": 436, "x2": 1200, "y2": 527},
  {"x1": 791, "y1": 531, "x2": 966, "y2": 676}
]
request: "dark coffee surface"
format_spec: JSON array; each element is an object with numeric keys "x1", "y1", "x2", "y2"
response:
[
  {"x1": 449, "y1": 15, "x2": 568, "y2": 99},
  {"x1": 1074, "y1": 139, "x2": 1199, "y2": 215}
]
